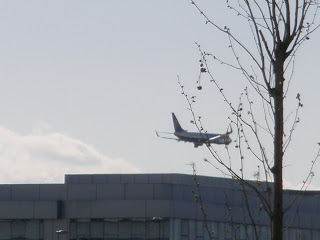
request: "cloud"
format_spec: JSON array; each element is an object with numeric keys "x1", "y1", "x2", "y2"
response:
[
  {"x1": 283, "y1": 179, "x2": 318, "y2": 191},
  {"x1": 0, "y1": 126, "x2": 140, "y2": 183}
]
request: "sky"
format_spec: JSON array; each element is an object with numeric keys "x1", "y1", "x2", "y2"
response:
[{"x1": 0, "y1": 1, "x2": 319, "y2": 189}]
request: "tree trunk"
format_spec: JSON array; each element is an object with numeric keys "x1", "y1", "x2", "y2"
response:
[{"x1": 272, "y1": 58, "x2": 284, "y2": 240}]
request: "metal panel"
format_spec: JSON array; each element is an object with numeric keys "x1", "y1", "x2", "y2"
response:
[
  {"x1": 39, "y1": 184, "x2": 66, "y2": 201},
  {"x1": 64, "y1": 200, "x2": 91, "y2": 218},
  {"x1": 92, "y1": 175, "x2": 107, "y2": 184},
  {"x1": 77, "y1": 175, "x2": 92, "y2": 184},
  {"x1": 198, "y1": 203, "x2": 226, "y2": 222},
  {"x1": 25, "y1": 221, "x2": 41, "y2": 239},
  {"x1": 0, "y1": 185, "x2": 11, "y2": 200},
  {"x1": 67, "y1": 184, "x2": 96, "y2": 200},
  {"x1": 146, "y1": 222, "x2": 160, "y2": 239},
  {"x1": 0, "y1": 221, "x2": 11, "y2": 239},
  {"x1": 125, "y1": 184, "x2": 153, "y2": 200},
  {"x1": 106, "y1": 174, "x2": 121, "y2": 184},
  {"x1": 134, "y1": 174, "x2": 149, "y2": 184},
  {"x1": 120, "y1": 174, "x2": 135, "y2": 184},
  {"x1": 148, "y1": 174, "x2": 163, "y2": 184},
  {"x1": 181, "y1": 219, "x2": 188, "y2": 236},
  {"x1": 91, "y1": 221, "x2": 103, "y2": 238},
  {"x1": 11, "y1": 185, "x2": 39, "y2": 200},
  {"x1": 174, "y1": 201, "x2": 197, "y2": 219},
  {"x1": 146, "y1": 200, "x2": 173, "y2": 218},
  {"x1": 90, "y1": 200, "x2": 146, "y2": 218},
  {"x1": 188, "y1": 220, "x2": 196, "y2": 240},
  {"x1": 218, "y1": 222, "x2": 225, "y2": 240},
  {"x1": 77, "y1": 222, "x2": 90, "y2": 237},
  {"x1": 0, "y1": 201, "x2": 34, "y2": 219},
  {"x1": 34, "y1": 201, "x2": 58, "y2": 219},
  {"x1": 210, "y1": 222, "x2": 218, "y2": 240},
  {"x1": 173, "y1": 219, "x2": 181, "y2": 240},
  {"x1": 118, "y1": 221, "x2": 131, "y2": 239},
  {"x1": 172, "y1": 185, "x2": 195, "y2": 201},
  {"x1": 104, "y1": 221, "x2": 118, "y2": 236},
  {"x1": 97, "y1": 184, "x2": 124, "y2": 200},
  {"x1": 153, "y1": 184, "x2": 173, "y2": 200},
  {"x1": 12, "y1": 221, "x2": 26, "y2": 237}
]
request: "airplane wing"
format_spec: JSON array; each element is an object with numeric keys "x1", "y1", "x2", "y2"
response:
[
  {"x1": 155, "y1": 131, "x2": 181, "y2": 141},
  {"x1": 209, "y1": 135, "x2": 222, "y2": 141},
  {"x1": 209, "y1": 134, "x2": 232, "y2": 145}
]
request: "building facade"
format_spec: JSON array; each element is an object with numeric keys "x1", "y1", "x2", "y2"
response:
[{"x1": 0, "y1": 174, "x2": 319, "y2": 240}]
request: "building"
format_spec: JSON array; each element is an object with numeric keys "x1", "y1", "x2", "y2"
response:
[{"x1": 0, "y1": 173, "x2": 319, "y2": 240}]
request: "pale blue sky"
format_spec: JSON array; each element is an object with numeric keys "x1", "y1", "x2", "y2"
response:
[{"x1": 0, "y1": 1, "x2": 319, "y2": 189}]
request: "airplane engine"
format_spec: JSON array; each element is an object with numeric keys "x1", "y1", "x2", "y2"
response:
[{"x1": 194, "y1": 143, "x2": 203, "y2": 148}]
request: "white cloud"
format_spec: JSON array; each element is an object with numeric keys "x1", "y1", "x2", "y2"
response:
[
  {"x1": 283, "y1": 179, "x2": 319, "y2": 191},
  {"x1": 0, "y1": 126, "x2": 140, "y2": 183}
]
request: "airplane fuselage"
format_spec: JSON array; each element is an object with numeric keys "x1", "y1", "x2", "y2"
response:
[{"x1": 174, "y1": 130, "x2": 231, "y2": 145}]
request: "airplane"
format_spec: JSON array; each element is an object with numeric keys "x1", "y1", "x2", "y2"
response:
[{"x1": 156, "y1": 113, "x2": 232, "y2": 148}]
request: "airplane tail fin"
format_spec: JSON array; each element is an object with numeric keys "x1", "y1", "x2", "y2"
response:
[
  {"x1": 172, "y1": 113, "x2": 184, "y2": 132},
  {"x1": 226, "y1": 125, "x2": 233, "y2": 135}
]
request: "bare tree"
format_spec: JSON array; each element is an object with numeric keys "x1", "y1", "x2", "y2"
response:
[{"x1": 180, "y1": 1, "x2": 320, "y2": 240}]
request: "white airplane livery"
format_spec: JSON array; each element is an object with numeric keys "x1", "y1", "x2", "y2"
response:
[{"x1": 156, "y1": 113, "x2": 232, "y2": 148}]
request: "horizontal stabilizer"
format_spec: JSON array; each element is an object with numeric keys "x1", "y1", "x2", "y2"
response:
[{"x1": 155, "y1": 131, "x2": 180, "y2": 141}]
